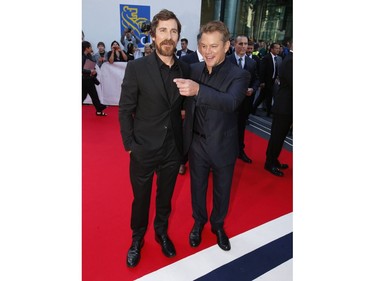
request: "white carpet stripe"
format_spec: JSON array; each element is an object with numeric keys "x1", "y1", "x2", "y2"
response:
[
  {"x1": 248, "y1": 124, "x2": 271, "y2": 135},
  {"x1": 253, "y1": 259, "x2": 293, "y2": 281},
  {"x1": 136, "y1": 213, "x2": 293, "y2": 281}
]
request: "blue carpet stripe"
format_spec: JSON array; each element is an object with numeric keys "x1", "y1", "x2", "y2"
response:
[{"x1": 194, "y1": 232, "x2": 293, "y2": 281}]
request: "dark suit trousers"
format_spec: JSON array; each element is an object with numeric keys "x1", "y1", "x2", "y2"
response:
[
  {"x1": 82, "y1": 78, "x2": 106, "y2": 112},
  {"x1": 188, "y1": 136, "x2": 235, "y2": 230},
  {"x1": 253, "y1": 84, "x2": 273, "y2": 114},
  {"x1": 129, "y1": 130, "x2": 181, "y2": 240},
  {"x1": 238, "y1": 95, "x2": 254, "y2": 151},
  {"x1": 265, "y1": 113, "x2": 292, "y2": 166}
]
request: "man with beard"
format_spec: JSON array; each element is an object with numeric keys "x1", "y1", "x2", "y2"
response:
[{"x1": 119, "y1": 9, "x2": 190, "y2": 267}]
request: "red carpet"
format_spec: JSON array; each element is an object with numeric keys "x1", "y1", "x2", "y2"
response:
[{"x1": 82, "y1": 105, "x2": 293, "y2": 281}]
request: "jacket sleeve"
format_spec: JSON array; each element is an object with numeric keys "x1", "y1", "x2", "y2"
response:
[
  {"x1": 195, "y1": 70, "x2": 250, "y2": 113},
  {"x1": 118, "y1": 61, "x2": 138, "y2": 151},
  {"x1": 82, "y1": 56, "x2": 92, "y2": 75}
]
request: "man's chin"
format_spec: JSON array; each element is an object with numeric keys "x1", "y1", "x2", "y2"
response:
[{"x1": 158, "y1": 49, "x2": 175, "y2": 56}]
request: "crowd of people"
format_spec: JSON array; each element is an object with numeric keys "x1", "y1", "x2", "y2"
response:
[{"x1": 83, "y1": 8, "x2": 293, "y2": 268}]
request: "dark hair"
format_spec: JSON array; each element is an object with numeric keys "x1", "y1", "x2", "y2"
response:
[
  {"x1": 127, "y1": 43, "x2": 134, "y2": 53},
  {"x1": 150, "y1": 9, "x2": 181, "y2": 39},
  {"x1": 97, "y1": 41, "x2": 105, "y2": 48},
  {"x1": 234, "y1": 35, "x2": 248, "y2": 43},
  {"x1": 111, "y1": 40, "x2": 120, "y2": 47},
  {"x1": 181, "y1": 38, "x2": 188, "y2": 44},
  {"x1": 199, "y1": 20, "x2": 230, "y2": 43},
  {"x1": 82, "y1": 41, "x2": 91, "y2": 53},
  {"x1": 270, "y1": 42, "x2": 280, "y2": 50},
  {"x1": 196, "y1": 32, "x2": 202, "y2": 42}
]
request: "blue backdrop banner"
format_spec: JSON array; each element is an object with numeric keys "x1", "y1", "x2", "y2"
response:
[{"x1": 119, "y1": 4, "x2": 150, "y2": 47}]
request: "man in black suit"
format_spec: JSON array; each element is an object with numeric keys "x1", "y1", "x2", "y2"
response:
[
  {"x1": 264, "y1": 40, "x2": 293, "y2": 177},
  {"x1": 180, "y1": 33, "x2": 204, "y2": 64},
  {"x1": 176, "y1": 38, "x2": 194, "y2": 58},
  {"x1": 119, "y1": 9, "x2": 190, "y2": 267},
  {"x1": 252, "y1": 43, "x2": 281, "y2": 116},
  {"x1": 174, "y1": 21, "x2": 250, "y2": 252},
  {"x1": 228, "y1": 35, "x2": 260, "y2": 164},
  {"x1": 246, "y1": 40, "x2": 261, "y2": 76}
]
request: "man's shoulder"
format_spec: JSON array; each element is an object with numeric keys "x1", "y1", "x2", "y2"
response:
[
  {"x1": 127, "y1": 53, "x2": 153, "y2": 68},
  {"x1": 181, "y1": 51, "x2": 199, "y2": 63},
  {"x1": 190, "y1": 61, "x2": 205, "y2": 70},
  {"x1": 226, "y1": 53, "x2": 236, "y2": 60},
  {"x1": 245, "y1": 55, "x2": 256, "y2": 65},
  {"x1": 263, "y1": 53, "x2": 272, "y2": 60},
  {"x1": 223, "y1": 59, "x2": 250, "y2": 78}
]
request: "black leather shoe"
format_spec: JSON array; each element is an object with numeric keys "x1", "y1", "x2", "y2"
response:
[
  {"x1": 277, "y1": 163, "x2": 289, "y2": 169},
  {"x1": 126, "y1": 239, "x2": 144, "y2": 267},
  {"x1": 264, "y1": 164, "x2": 284, "y2": 177},
  {"x1": 238, "y1": 151, "x2": 252, "y2": 163},
  {"x1": 189, "y1": 223, "x2": 204, "y2": 247},
  {"x1": 211, "y1": 228, "x2": 231, "y2": 251},
  {"x1": 155, "y1": 234, "x2": 176, "y2": 257}
]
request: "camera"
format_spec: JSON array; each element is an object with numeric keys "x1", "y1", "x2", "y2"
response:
[{"x1": 140, "y1": 20, "x2": 151, "y2": 32}]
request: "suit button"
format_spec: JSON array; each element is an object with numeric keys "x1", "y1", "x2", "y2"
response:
[{"x1": 164, "y1": 125, "x2": 168, "y2": 129}]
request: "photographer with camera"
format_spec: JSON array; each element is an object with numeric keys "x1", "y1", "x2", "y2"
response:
[
  {"x1": 82, "y1": 41, "x2": 107, "y2": 116},
  {"x1": 107, "y1": 40, "x2": 128, "y2": 63},
  {"x1": 93, "y1": 41, "x2": 108, "y2": 67},
  {"x1": 120, "y1": 28, "x2": 141, "y2": 53}
]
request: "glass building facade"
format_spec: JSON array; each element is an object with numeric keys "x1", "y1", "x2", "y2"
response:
[{"x1": 201, "y1": 0, "x2": 292, "y2": 43}]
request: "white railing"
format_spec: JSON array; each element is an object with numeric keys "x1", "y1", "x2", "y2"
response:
[{"x1": 83, "y1": 62, "x2": 127, "y2": 106}]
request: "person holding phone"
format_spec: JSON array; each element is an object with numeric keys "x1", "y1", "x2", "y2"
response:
[{"x1": 107, "y1": 40, "x2": 128, "y2": 63}]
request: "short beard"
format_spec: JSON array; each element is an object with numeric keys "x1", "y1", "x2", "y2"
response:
[{"x1": 155, "y1": 39, "x2": 176, "y2": 56}]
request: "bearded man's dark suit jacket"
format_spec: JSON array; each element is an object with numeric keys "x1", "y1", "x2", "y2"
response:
[
  {"x1": 183, "y1": 58, "x2": 250, "y2": 230},
  {"x1": 228, "y1": 54, "x2": 260, "y2": 154},
  {"x1": 266, "y1": 51, "x2": 293, "y2": 167},
  {"x1": 119, "y1": 51, "x2": 190, "y2": 240}
]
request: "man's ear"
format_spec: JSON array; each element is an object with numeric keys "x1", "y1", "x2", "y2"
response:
[{"x1": 224, "y1": 40, "x2": 230, "y2": 53}]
